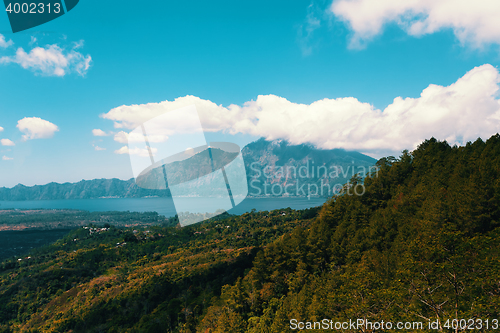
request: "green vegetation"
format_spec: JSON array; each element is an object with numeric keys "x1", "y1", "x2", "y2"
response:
[
  {"x1": 198, "y1": 135, "x2": 500, "y2": 332},
  {"x1": 0, "y1": 207, "x2": 312, "y2": 332},
  {"x1": 0, "y1": 210, "x2": 174, "y2": 230},
  {"x1": 0, "y1": 134, "x2": 499, "y2": 332}
]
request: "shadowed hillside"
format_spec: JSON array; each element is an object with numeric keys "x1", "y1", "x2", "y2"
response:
[{"x1": 0, "y1": 135, "x2": 498, "y2": 332}]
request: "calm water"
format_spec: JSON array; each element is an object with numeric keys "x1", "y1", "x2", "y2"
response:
[
  {"x1": 0, "y1": 197, "x2": 327, "y2": 260},
  {"x1": 0, "y1": 197, "x2": 327, "y2": 217}
]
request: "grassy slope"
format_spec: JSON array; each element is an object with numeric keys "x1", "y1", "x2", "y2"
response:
[
  {"x1": 1, "y1": 134, "x2": 499, "y2": 332},
  {"x1": 0, "y1": 208, "x2": 319, "y2": 332}
]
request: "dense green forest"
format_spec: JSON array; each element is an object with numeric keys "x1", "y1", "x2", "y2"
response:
[
  {"x1": 0, "y1": 207, "x2": 317, "y2": 332},
  {"x1": 0, "y1": 210, "x2": 173, "y2": 230},
  {"x1": 0, "y1": 135, "x2": 499, "y2": 332}
]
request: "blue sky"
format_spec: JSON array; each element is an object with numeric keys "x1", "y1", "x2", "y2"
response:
[{"x1": 0, "y1": 0, "x2": 500, "y2": 187}]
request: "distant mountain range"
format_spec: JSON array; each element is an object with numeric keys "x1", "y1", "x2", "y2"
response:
[
  {"x1": 0, "y1": 138, "x2": 377, "y2": 201},
  {"x1": 243, "y1": 138, "x2": 376, "y2": 197}
]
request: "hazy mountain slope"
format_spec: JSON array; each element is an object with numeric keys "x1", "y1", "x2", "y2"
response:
[
  {"x1": 0, "y1": 178, "x2": 169, "y2": 201},
  {"x1": 0, "y1": 139, "x2": 376, "y2": 200},
  {"x1": 243, "y1": 138, "x2": 377, "y2": 197}
]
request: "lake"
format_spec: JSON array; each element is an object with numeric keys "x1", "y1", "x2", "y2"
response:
[
  {"x1": 0, "y1": 197, "x2": 328, "y2": 260},
  {"x1": 0, "y1": 197, "x2": 327, "y2": 217}
]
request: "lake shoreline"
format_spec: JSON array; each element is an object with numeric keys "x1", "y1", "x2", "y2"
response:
[{"x1": 0, "y1": 197, "x2": 327, "y2": 231}]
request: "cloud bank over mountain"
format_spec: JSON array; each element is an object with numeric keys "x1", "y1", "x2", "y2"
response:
[{"x1": 101, "y1": 64, "x2": 500, "y2": 157}]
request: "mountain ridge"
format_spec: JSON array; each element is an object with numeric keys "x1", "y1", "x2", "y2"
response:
[{"x1": 0, "y1": 138, "x2": 376, "y2": 201}]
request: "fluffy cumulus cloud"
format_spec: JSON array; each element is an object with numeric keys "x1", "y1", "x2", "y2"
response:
[
  {"x1": 101, "y1": 98, "x2": 230, "y2": 132},
  {"x1": 0, "y1": 126, "x2": 3, "y2": 132},
  {"x1": 331, "y1": 0, "x2": 500, "y2": 49},
  {"x1": 1, "y1": 139, "x2": 15, "y2": 146},
  {"x1": 0, "y1": 40, "x2": 91, "y2": 76},
  {"x1": 92, "y1": 144, "x2": 106, "y2": 151},
  {"x1": 92, "y1": 129, "x2": 109, "y2": 137},
  {"x1": 114, "y1": 131, "x2": 168, "y2": 144},
  {"x1": 17, "y1": 117, "x2": 59, "y2": 141},
  {"x1": 114, "y1": 146, "x2": 157, "y2": 157},
  {"x1": 101, "y1": 64, "x2": 500, "y2": 156},
  {"x1": 2, "y1": 156, "x2": 13, "y2": 161},
  {"x1": 0, "y1": 34, "x2": 13, "y2": 48}
]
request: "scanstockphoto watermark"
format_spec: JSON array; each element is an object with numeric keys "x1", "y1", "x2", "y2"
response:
[
  {"x1": 248, "y1": 161, "x2": 379, "y2": 198},
  {"x1": 290, "y1": 319, "x2": 425, "y2": 331}
]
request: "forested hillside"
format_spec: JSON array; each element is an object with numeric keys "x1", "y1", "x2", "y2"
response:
[
  {"x1": 0, "y1": 207, "x2": 319, "y2": 332},
  {"x1": 0, "y1": 135, "x2": 499, "y2": 332},
  {"x1": 199, "y1": 135, "x2": 500, "y2": 332}
]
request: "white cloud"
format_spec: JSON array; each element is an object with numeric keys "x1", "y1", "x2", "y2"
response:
[
  {"x1": 297, "y1": 4, "x2": 322, "y2": 56},
  {"x1": 113, "y1": 131, "x2": 128, "y2": 143},
  {"x1": 1, "y1": 139, "x2": 15, "y2": 146},
  {"x1": 73, "y1": 40, "x2": 84, "y2": 49},
  {"x1": 0, "y1": 34, "x2": 13, "y2": 48},
  {"x1": 101, "y1": 64, "x2": 500, "y2": 156},
  {"x1": 0, "y1": 127, "x2": 3, "y2": 132},
  {"x1": 2, "y1": 156, "x2": 13, "y2": 161},
  {"x1": 17, "y1": 117, "x2": 59, "y2": 140},
  {"x1": 93, "y1": 144, "x2": 106, "y2": 151},
  {"x1": 92, "y1": 129, "x2": 110, "y2": 137},
  {"x1": 115, "y1": 146, "x2": 129, "y2": 154},
  {"x1": 101, "y1": 96, "x2": 235, "y2": 132},
  {"x1": 0, "y1": 41, "x2": 92, "y2": 76},
  {"x1": 113, "y1": 131, "x2": 168, "y2": 144},
  {"x1": 331, "y1": 0, "x2": 500, "y2": 49},
  {"x1": 114, "y1": 146, "x2": 157, "y2": 157}
]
